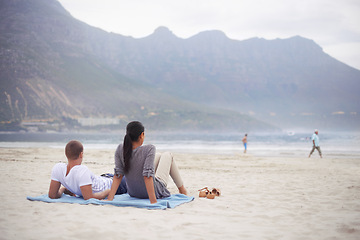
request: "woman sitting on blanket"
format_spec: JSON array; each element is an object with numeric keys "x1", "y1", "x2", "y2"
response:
[{"x1": 107, "y1": 121, "x2": 187, "y2": 204}]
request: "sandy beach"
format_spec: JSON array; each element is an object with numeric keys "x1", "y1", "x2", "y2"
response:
[{"x1": 0, "y1": 147, "x2": 359, "y2": 240}]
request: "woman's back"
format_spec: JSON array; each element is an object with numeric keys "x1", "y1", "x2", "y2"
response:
[{"x1": 115, "y1": 144, "x2": 169, "y2": 198}]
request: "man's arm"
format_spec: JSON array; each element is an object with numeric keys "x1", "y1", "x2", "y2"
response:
[
  {"x1": 144, "y1": 176, "x2": 157, "y2": 204},
  {"x1": 48, "y1": 180, "x2": 65, "y2": 199},
  {"x1": 80, "y1": 185, "x2": 110, "y2": 200},
  {"x1": 93, "y1": 189, "x2": 111, "y2": 199}
]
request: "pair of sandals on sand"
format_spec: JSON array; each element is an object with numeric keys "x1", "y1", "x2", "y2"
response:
[{"x1": 198, "y1": 187, "x2": 221, "y2": 199}]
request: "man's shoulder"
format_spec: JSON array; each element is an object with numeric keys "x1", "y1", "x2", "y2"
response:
[
  {"x1": 51, "y1": 162, "x2": 67, "y2": 181},
  {"x1": 53, "y1": 162, "x2": 66, "y2": 170},
  {"x1": 72, "y1": 164, "x2": 90, "y2": 172}
]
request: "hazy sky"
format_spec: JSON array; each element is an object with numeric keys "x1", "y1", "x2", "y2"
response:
[{"x1": 58, "y1": 0, "x2": 360, "y2": 70}]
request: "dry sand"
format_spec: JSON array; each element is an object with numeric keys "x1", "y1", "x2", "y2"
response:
[{"x1": 0, "y1": 147, "x2": 359, "y2": 240}]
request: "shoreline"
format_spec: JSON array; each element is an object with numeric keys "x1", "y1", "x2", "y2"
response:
[
  {"x1": 0, "y1": 143, "x2": 359, "y2": 159},
  {"x1": 0, "y1": 147, "x2": 359, "y2": 239}
]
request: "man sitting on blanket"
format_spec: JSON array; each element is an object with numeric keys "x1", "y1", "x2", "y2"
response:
[{"x1": 48, "y1": 140, "x2": 127, "y2": 200}]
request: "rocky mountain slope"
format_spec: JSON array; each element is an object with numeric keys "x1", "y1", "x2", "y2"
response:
[
  {"x1": 89, "y1": 26, "x2": 360, "y2": 129},
  {"x1": 1, "y1": 0, "x2": 359, "y2": 131},
  {"x1": 0, "y1": 0, "x2": 275, "y2": 131}
]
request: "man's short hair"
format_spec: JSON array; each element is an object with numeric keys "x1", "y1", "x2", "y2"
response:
[{"x1": 65, "y1": 140, "x2": 83, "y2": 160}]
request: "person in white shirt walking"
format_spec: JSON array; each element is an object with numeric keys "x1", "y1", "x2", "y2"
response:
[{"x1": 309, "y1": 129, "x2": 322, "y2": 158}]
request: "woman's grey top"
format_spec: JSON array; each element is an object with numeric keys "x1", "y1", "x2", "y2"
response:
[{"x1": 114, "y1": 144, "x2": 170, "y2": 199}]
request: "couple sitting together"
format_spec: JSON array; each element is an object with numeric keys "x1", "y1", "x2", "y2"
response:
[{"x1": 48, "y1": 121, "x2": 187, "y2": 204}]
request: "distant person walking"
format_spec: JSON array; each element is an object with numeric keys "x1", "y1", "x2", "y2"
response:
[
  {"x1": 242, "y1": 134, "x2": 248, "y2": 153},
  {"x1": 309, "y1": 129, "x2": 322, "y2": 158}
]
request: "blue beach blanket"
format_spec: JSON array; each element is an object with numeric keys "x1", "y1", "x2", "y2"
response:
[{"x1": 27, "y1": 193, "x2": 194, "y2": 210}]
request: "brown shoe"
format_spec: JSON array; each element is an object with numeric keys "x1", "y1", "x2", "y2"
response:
[
  {"x1": 198, "y1": 187, "x2": 209, "y2": 198},
  {"x1": 211, "y1": 188, "x2": 221, "y2": 197},
  {"x1": 206, "y1": 191, "x2": 216, "y2": 199}
]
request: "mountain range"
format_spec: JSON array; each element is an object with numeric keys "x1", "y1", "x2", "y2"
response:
[{"x1": 1, "y1": 0, "x2": 359, "y2": 132}]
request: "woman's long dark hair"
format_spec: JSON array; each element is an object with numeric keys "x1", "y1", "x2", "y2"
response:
[{"x1": 123, "y1": 121, "x2": 145, "y2": 173}]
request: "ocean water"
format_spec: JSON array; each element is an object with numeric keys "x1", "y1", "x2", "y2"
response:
[{"x1": 0, "y1": 131, "x2": 359, "y2": 159}]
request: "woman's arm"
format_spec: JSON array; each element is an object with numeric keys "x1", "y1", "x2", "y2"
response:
[
  {"x1": 107, "y1": 175, "x2": 123, "y2": 201},
  {"x1": 142, "y1": 145, "x2": 157, "y2": 204},
  {"x1": 144, "y1": 176, "x2": 157, "y2": 204}
]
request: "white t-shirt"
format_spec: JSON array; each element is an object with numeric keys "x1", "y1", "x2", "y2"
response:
[
  {"x1": 311, "y1": 133, "x2": 320, "y2": 147},
  {"x1": 51, "y1": 163, "x2": 112, "y2": 197}
]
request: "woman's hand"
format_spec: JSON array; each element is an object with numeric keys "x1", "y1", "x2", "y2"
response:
[{"x1": 107, "y1": 175, "x2": 123, "y2": 201}]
